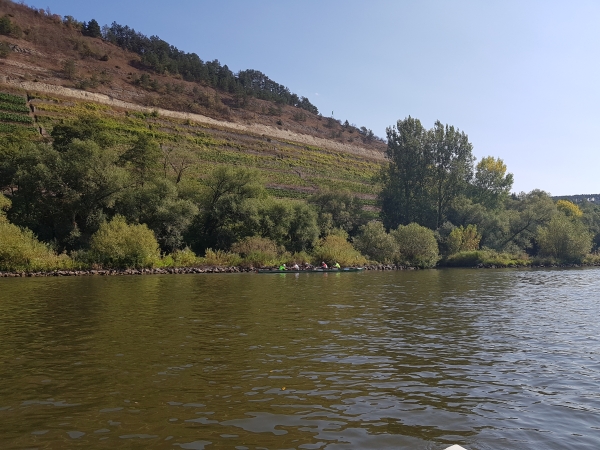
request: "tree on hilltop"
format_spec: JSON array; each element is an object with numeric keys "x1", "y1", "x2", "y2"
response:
[{"x1": 83, "y1": 19, "x2": 102, "y2": 38}]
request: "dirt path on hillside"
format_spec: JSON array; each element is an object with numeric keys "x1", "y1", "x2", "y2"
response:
[{"x1": 0, "y1": 78, "x2": 386, "y2": 161}]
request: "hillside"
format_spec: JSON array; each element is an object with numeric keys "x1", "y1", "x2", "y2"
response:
[{"x1": 0, "y1": 0, "x2": 386, "y2": 203}]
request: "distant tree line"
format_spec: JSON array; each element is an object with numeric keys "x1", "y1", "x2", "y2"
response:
[
  {"x1": 101, "y1": 22, "x2": 318, "y2": 114},
  {"x1": 553, "y1": 194, "x2": 600, "y2": 205}
]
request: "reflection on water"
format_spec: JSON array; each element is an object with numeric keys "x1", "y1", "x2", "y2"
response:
[{"x1": 1, "y1": 268, "x2": 600, "y2": 449}]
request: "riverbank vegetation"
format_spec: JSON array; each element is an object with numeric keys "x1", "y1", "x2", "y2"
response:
[
  {"x1": 1, "y1": 109, "x2": 600, "y2": 272},
  {"x1": 378, "y1": 117, "x2": 600, "y2": 267}
]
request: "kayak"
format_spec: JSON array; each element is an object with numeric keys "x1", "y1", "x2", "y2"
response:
[{"x1": 257, "y1": 267, "x2": 365, "y2": 273}]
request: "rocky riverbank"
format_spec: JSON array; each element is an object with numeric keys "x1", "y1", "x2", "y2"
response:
[
  {"x1": 2, "y1": 262, "x2": 598, "y2": 278},
  {"x1": 0, "y1": 264, "x2": 411, "y2": 277}
]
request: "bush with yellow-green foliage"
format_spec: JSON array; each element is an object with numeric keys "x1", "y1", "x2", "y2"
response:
[
  {"x1": 162, "y1": 247, "x2": 201, "y2": 267},
  {"x1": 89, "y1": 215, "x2": 161, "y2": 268},
  {"x1": 311, "y1": 231, "x2": 367, "y2": 266},
  {"x1": 199, "y1": 249, "x2": 242, "y2": 267},
  {"x1": 556, "y1": 200, "x2": 583, "y2": 218},
  {"x1": 583, "y1": 252, "x2": 600, "y2": 265},
  {"x1": 536, "y1": 213, "x2": 592, "y2": 263},
  {"x1": 444, "y1": 249, "x2": 531, "y2": 267},
  {"x1": 0, "y1": 195, "x2": 73, "y2": 271},
  {"x1": 447, "y1": 224, "x2": 481, "y2": 254},
  {"x1": 391, "y1": 223, "x2": 439, "y2": 268},
  {"x1": 353, "y1": 221, "x2": 398, "y2": 263},
  {"x1": 231, "y1": 236, "x2": 287, "y2": 268}
]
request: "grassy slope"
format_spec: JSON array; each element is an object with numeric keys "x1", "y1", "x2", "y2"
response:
[{"x1": 0, "y1": 89, "x2": 382, "y2": 204}]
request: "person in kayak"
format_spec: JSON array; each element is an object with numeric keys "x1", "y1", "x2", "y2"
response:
[
  {"x1": 279, "y1": 263, "x2": 287, "y2": 271},
  {"x1": 321, "y1": 261, "x2": 328, "y2": 269},
  {"x1": 333, "y1": 262, "x2": 341, "y2": 269},
  {"x1": 291, "y1": 262, "x2": 300, "y2": 270}
]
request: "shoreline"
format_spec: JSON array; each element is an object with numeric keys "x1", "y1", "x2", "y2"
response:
[
  {"x1": 0, "y1": 265, "x2": 399, "y2": 277},
  {"x1": 1, "y1": 263, "x2": 598, "y2": 278}
]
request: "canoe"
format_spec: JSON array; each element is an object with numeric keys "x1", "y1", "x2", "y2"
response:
[{"x1": 257, "y1": 267, "x2": 365, "y2": 273}]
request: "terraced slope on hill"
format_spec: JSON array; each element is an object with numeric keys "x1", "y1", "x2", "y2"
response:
[
  {"x1": 0, "y1": 90, "x2": 36, "y2": 133},
  {"x1": 0, "y1": 85, "x2": 383, "y2": 207},
  {"x1": 0, "y1": 1, "x2": 386, "y2": 206}
]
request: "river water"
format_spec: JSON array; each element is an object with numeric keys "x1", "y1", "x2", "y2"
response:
[{"x1": 1, "y1": 268, "x2": 599, "y2": 449}]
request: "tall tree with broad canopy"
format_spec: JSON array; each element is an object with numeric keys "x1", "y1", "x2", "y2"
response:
[
  {"x1": 188, "y1": 166, "x2": 265, "y2": 253},
  {"x1": 428, "y1": 121, "x2": 474, "y2": 228},
  {"x1": 380, "y1": 117, "x2": 474, "y2": 230},
  {"x1": 380, "y1": 116, "x2": 431, "y2": 229},
  {"x1": 309, "y1": 190, "x2": 367, "y2": 238},
  {"x1": 472, "y1": 156, "x2": 514, "y2": 209}
]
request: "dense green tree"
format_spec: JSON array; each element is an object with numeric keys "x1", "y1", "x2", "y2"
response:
[
  {"x1": 8, "y1": 139, "x2": 127, "y2": 249},
  {"x1": 0, "y1": 130, "x2": 36, "y2": 193},
  {"x1": 380, "y1": 118, "x2": 523, "y2": 235},
  {"x1": 449, "y1": 191, "x2": 558, "y2": 253},
  {"x1": 1, "y1": 118, "x2": 128, "y2": 249},
  {"x1": 580, "y1": 202, "x2": 600, "y2": 251},
  {"x1": 82, "y1": 19, "x2": 102, "y2": 38},
  {"x1": 448, "y1": 196, "x2": 510, "y2": 250},
  {"x1": 120, "y1": 134, "x2": 161, "y2": 186},
  {"x1": 380, "y1": 118, "x2": 475, "y2": 229},
  {"x1": 428, "y1": 121, "x2": 474, "y2": 228},
  {"x1": 380, "y1": 116, "x2": 431, "y2": 229},
  {"x1": 50, "y1": 116, "x2": 113, "y2": 150},
  {"x1": 89, "y1": 215, "x2": 160, "y2": 268},
  {"x1": 309, "y1": 190, "x2": 367, "y2": 237},
  {"x1": 245, "y1": 197, "x2": 293, "y2": 245},
  {"x1": 391, "y1": 222, "x2": 439, "y2": 268},
  {"x1": 0, "y1": 15, "x2": 12, "y2": 35},
  {"x1": 286, "y1": 202, "x2": 320, "y2": 253},
  {"x1": 115, "y1": 179, "x2": 198, "y2": 252},
  {"x1": 471, "y1": 156, "x2": 514, "y2": 209},
  {"x1": 242, "y1": 198, "x2": 319, "y2": 253},
  {"x1": 353, "y1": 221, "x2": 398, "y2": 263},
  {"x1": 503, "y1": 190, "x2": 557, "y2": 252},
  {"x1": 537, "y1": 213, "x2": 592, "y2": 262},
  {"x1": 189, "y1": 166, "x2": 265, "y2": 252}
]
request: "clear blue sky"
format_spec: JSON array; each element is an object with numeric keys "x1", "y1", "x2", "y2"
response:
[{"x1": 27, "y1": 0, "x2": 600, "y2": 196}]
